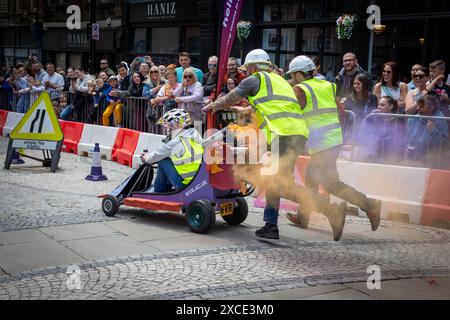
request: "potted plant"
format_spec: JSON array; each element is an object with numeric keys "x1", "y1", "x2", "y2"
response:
[{"x1": 336, "y1": 14, "x2": 358, "y2": 40}]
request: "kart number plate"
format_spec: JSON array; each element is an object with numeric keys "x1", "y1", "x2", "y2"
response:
[{"x1": 220, "y1": 202, "x2": 233, "y2": 217}]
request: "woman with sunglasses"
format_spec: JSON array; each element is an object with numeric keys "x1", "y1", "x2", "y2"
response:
[
  {"x1": 373, "y1": 61, "x2": 408, "y2": 112},
  {"x1": 405, "y1": 66, "x2": 430, "y2": 114},
  {"x1": 143, "y1": 67, "x2": 166, "y2": 128},
  {"x1": 173, "y1": 67, "x2": 204, "y2": 123}
]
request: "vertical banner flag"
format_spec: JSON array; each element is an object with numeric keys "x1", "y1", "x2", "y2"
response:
[
  {"x1": 208, "y1": 0, "x2": 244, "y2": 130},
  {"x1": 216, "y1": 0, "x2": 244, "y2": 95}
]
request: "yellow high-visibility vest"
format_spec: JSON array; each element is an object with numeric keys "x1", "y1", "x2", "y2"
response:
[
  {"x1": 247, "y1": 72, "x2": 309, "y2": 144},
  {"x1": 296, "y1": 78, "x2": 342, "y2": 154},
  {"x1": 170, "y1": 137, "x2": 204, "y2": 185}
]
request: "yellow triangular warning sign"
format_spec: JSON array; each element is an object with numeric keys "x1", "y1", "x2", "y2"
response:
[{"x1": 10, "y1": 92, "x2": 63, "y2": 141}]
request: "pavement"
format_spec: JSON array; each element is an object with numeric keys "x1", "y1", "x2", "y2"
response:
[{"x1": 0, "y1": 136, "x2": 449, "y2": 300}]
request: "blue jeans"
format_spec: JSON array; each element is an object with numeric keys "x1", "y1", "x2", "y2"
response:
[
  {"x1": 154, "y1": 158, "x2": 185, "y2": 193},
  {"x1": 60, "y1": 105, "x2": 73, "y2": 120}
]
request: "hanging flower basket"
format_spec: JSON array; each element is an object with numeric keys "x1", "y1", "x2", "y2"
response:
[
  {"x1": 336, "y1": 14, "x2": 357, "y2": 40},
  {"x1": 237, "y1": 20, "x2": 252, "y2": 41}
]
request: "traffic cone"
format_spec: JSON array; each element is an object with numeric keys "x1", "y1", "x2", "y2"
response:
[
  {"x1": 85, "y1": 143, "x2": 107, "y2": 181},
  {"x1": 11, "y1": 149, "x2": 25, "y2": 165}
]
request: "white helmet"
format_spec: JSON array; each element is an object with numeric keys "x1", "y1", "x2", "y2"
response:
[
  {"x1": 158, "y1": 109, "x2": 191, "y2": 130},
  {"x1": 244, "y1": 49, "x2": 271, "y2": 66},
  {"x1": 287, "y1": 55, "x2": 316, "y2": 74}
]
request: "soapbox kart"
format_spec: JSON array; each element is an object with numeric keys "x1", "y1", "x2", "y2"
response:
[{"x1": 98, "y1": 128, "x2": 255, "y2": 234}]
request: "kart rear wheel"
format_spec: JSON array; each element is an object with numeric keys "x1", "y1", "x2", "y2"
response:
[
  {"x1": 102, "y1": 195, "x2": 120, "y2": 217},
  {"x1": 222, "y1": 197, "x2": 248, "y2": 225},
  {"x1": 185, "y1": 200, "x2": 216, "y2": 234}
]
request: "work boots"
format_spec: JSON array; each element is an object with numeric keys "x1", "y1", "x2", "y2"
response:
[
  {"x1": 255, "y1": 223, "x2": 279, "y2": 240},
  {"x1": 324, "y1": 202, "x2": 347, "y2": 241},
  {"x1": 365, "y1": 198, "x2": 382, "y2": 231}
]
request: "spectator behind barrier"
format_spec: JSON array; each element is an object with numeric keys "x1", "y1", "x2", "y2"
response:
[
  {"x1": 99, "y1": 58, "x2": 115, "y2": 77},
  {"x1": 176, "y1": 52, "x2": 204, "y2": 84},
  {"x1": 406, "y1": 95, "x2": 449, "y2": 168},
  {"x1": 405, "y1": 66, "x2": 429, "y2": 115},
  {"x1": 358, "y1": 96, "x2": 406, "y2": 164},
  {"x1": 173, "y1": 67, "x2": 204, "y2": 123},
  {"x1": 335, "y1": 52, "x2": 369, "y2": 98},
  {"x1": 202, "y1": 55, "x2": 218, "y2": 97},
  {"x1": 373, "y1": 61, "x2": 408, "y2": 112},
  {"x1": 224, "y1": 57, "x2": 246, "y2": 86},
  {"x1": 343, "y1": 73, "x2": 378, "y2": 122},
  {"x1": 407, "y1": 64, "x2": 424, "y2": 91},
  {"x1": 151, "y1": 67, "x2": 180, "y2": 114},
  {"x1": 426, "y1": 60, "x2": 450, "y2": 116},
  {"x1": 143, "y1": 66, "x2": 166, "y2": 128}
]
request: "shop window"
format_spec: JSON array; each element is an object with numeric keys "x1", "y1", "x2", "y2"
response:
[
  {"x1": 151, "y1": 27, "x2": 179, "y2": 54},
  {"x1": 301, "y1": 27, "x2": 320, "y2": 53},
  {"x1": 133, "y1": 28, "x2": 147, "y2": 54},
  {"x1": 279, "y1": 53, "x2": 295, "y2": 70},
  {"x1": 263, "y1": 4, "x2": 278, "y2": 22},
  {"x1": 280, "y1": 28, "x2": 295, "y2": 51},
  {"x1": 280, "y1": 3, "x2": 300, "y2": 21},
  {"x1": 184, "y1": 26, "x2": 200, "y2": 54},
  {"x1": 56, "y1": 53, "x2": 67, "y2": 71},
  {"x1": 262, "y1": 28, "x2": 277, "y2": 51},
  {"x1": 300, "y1": 1, "x2": 322, "y2": 19},
  {"x1": 69, "y1": 53, "x2": 82, "y2": 69}
]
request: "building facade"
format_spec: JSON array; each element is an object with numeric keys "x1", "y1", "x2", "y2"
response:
[{"x1": 1, "y1": 0, "x2": 449, "y2": 81}]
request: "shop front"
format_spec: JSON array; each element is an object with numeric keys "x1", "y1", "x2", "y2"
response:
[
  {"x1": 0, "y1": 27, "x2": 41, "y2": 67},
  {"x1": 127, "y1": 0, "x2": 216, "y2": 69},
  {"x1": 42, "y1": 28, "x2": 120, "y2": 73}
]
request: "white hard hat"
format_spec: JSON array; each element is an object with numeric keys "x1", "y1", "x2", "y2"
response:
[
  {"x1": 244, "y1": 49, "x2": 271, "y2": 66},
  {"x1": 287, "y1": 55, "x2": 316, "y2": 74}
]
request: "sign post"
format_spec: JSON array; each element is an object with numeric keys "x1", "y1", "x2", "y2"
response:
[{"x1": 4, "y1": 92, "x2": 64, "y2": 173}]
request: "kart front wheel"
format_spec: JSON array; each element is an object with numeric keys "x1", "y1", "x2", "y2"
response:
[
  {"x1": 185, "y1": 200, "x2": 216, "y2": 234},
  {"x1": 102, "y1": 195, "x2": 120, "y2": 217},
  {"x1": 222, "y1": 197, "x2": 248, "y2": 225}
]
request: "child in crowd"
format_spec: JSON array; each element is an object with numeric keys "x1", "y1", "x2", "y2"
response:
[
  {"x1": 426, "y1": 60, "x2": 450, "y2": 116},
  {"x1": 102, "y1": 76, "x2": 123, "y2": 127}
]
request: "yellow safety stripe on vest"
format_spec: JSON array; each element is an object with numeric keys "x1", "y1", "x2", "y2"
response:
[
  {"x1": 171, "y1": 137, "x2": 203, "y2": 165},
  {"x1": 253, "y1": 72, "x2": 300, "y2": 106},
  {"x1": 300, "y1": 82, "x2": 338, "y2": 117},
  {"x1": 259, "y1": 112, "x2": 304, "y2": 129},
  {"x1": 180, "y1": 171, "x2": 196, "y2": 179},
  {"x1": 309, "y1": 122, "x2": 341, "y2": 135}
]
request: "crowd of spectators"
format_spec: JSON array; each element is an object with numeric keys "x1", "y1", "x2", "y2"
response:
[{"x1": 1, "y1": 51, "x2": 449, "y2": 168}]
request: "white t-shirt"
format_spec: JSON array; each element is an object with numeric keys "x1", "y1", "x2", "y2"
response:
[{"x1": 42, "y1": 72, "x2": 65, "y2": 99}]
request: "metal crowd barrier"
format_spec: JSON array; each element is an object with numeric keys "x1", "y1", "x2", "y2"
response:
[
  {"x1": 55, "y1": 93, "x2": 164, "y2": 134},
  {"x1": 354, "y1": 112, "x2": 450, "y2": 169}
]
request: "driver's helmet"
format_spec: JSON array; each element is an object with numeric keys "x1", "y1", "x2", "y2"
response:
[{"x1": 158, "y1": 108, "x2": 192, "y2": 131}]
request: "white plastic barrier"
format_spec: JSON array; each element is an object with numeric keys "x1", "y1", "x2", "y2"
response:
[
  {"x1": 131, "y1": 132, "x2": 166, "y2": 169},
  {"x1": 77, "y1": 124, "x2": 119, "y2": 160},
  {"x1": 2, "y1": 112, "x2": 24, "y2": 137},
  {"x1": 330, "y1": 160, "x2": 430, "y2": 224}
]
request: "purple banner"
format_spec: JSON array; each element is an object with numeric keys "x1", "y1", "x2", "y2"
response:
[{"x1": 216, "y1": 0, "x2": 244, "y2": 96}]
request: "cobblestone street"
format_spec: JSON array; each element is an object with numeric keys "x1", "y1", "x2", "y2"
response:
[{"x1": 1, "y1": 136, "x2": 450, "y2": 300}]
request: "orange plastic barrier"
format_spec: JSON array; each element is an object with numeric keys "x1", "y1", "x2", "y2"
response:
[
  {"x1": 421, "y1": 169, "x2": 450, "y2": 228},
  {"x1": 0, "y1": 110, "x2": 8, "y2": 136},
  {"x1": 111, "y1": 128, "x2": 140, "y2": 167},
  {"x1": 59, "y1": 120, "x2": 84, "y2": 154}
]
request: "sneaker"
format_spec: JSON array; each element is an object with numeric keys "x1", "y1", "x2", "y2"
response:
[
  {"x1": 286, "y1": 211, "x2": 310, "y2": 229},
  {"x1": 255, "y1": 223, "x2": 279, "y2": 240},
  {"x1": 365, "y1": 199, "x2": 381, "y2": 231},
  {"x1": 326, "y1": 202, "x2": 347, "y2": 241}
]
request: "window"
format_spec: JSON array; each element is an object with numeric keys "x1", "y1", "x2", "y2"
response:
[
  {"x1": 151, "y1": 27, "x2": 179, "y2": 54},
  {"x1": 133, "y1": 28, "x2": 147, "y2": 53},
  {"x1": 30, "y1": 0, "x2": 38, "y2": 12},
  {"x1": 184, "y1": 26, "x2": 200, "y2": 54},
  {"x1": 301, "y1": 27, "x2": 320, "y2": 53}
]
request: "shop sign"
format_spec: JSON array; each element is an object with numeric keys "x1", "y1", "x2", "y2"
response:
[{"x1": 67, "y1": 33, "x2": 88, "y2": 47}]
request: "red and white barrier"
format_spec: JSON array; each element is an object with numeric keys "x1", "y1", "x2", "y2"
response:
[
  {"x1": 131, "y1": 132, "x2": 165, "y2": 169},
  {"x1": 77, "y1": 124, "x2": 119, "y2": 160},
  {"x1": 2, "y1": 112, "x2": 23, "y2": 137}
]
